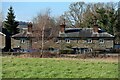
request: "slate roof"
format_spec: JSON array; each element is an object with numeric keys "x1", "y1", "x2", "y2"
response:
[
  {"x1": 12, "y1": 31, "x2": 34, "y2": 39},
  {"x1": 59, "y1": 28, "x2": 114, "y2": 38},
  {"x1": 12, "y1": 28, "x2": 53, "y2": 39}
]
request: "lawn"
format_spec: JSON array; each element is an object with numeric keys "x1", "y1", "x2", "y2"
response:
[{"x1": 2, "y1": 57, "x2": 118, "y2": 78}]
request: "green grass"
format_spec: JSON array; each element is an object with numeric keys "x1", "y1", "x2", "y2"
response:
[{"x1": 2, "y1": 57, "x2": 118, "y2": 78}]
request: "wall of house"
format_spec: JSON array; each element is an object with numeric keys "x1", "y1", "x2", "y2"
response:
[
  {"x1": 11, "y1": 38, "x2": 29, "y2": 49},
  {"x1": 0, "y1": 34, "x2": 5, "y2": 49},
  {"x1": 59, "y1": 39, "x2": 114, "y2": 50},
  {"x1": 11, "y1": 37, "x2": 114, "y2": 52},
  {"x1": 32, "y1": 39, "x2": 60, "y2": 49}
]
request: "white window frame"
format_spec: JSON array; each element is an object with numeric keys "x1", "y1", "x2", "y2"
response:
[
  {"x1": 99, "y1": 39, "x2": 104, "y2": 43},
  {"x1": 89, "y1": 48, "x2": 92, "y2": 52},
  {"x1": 56, "y1": 40, "x2": 60, "y2": 44},
  {"x1": 21, "y1": 39, "x2": 25, "y2": 43},
  {"x1": 65, "y1": 39, "x2": 70, "y2": 43},
  {"x1": 87, "y1": 39, "x2": 92, "y2": 43}
]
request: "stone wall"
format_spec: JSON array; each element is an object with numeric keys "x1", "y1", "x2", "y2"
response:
[
  {"x1": 11, "y1": 38, "x2": 114, "y2": 51},
  {"x1": 11, "y1": 38, "x2": 29, "y2": 49},
  {"x1": 0, "y1": 34, "x2": 5, "y2": 49},
  {"x1": 60, "y1": 39, "x2": 114, "y2": 50}
]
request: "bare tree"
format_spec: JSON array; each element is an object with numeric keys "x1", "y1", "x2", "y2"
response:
[
  {"x1": 33, "y1": 9, "x2": 50, "y2": 55},
  {"x1": 64, "y1": 2, "x2": 86, "y2": 27},
  {"x1": 32, "y1": 9, "x2": 58, "y2": 56}
]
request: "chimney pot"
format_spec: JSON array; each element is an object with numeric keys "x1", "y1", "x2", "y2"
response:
[
  {"x1": 60, "y1": 19, "x2": 66, "y2": 33},
  {"x1": 28, "y1": 22, "x2": 32, "y2": 32}
]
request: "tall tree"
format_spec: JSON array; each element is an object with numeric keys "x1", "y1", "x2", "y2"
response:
[
  {"x1": 64, "y1": 2, "x2": 86, "y2": 27},
  {"x1": 32, "y1": 8, "x2": 59, "y2": 39},
  {"x1": 32, "y1": 9, "x2": 57, "y2": 56},
  {"x1": 4, "y1": 6, "x2": 19, "y2": 35},
  {"x1": 114, "y1": 2, "x2": 120, "y2": 44},
  {"x1": 96, "y1": 2, "x2": 117, "y2": 35},
  {"x1": 64, "y1": 2, "x2": 118, "y2": 36}
]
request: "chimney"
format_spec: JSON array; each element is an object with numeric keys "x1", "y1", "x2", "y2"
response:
[
  {"x1": 93, "y1": 24, "x2": 99, "y2": 33},
  {"x1": 60, "y1": 19, "x2": 66, "y2": 33},
  {"x1": 28, "y1": 22, "x2": 32, "y2": 32}
]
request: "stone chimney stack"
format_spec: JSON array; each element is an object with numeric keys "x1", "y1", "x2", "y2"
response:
[
  {"x1": 93, "y1": 24, "x2": 99, "y2": 33},
  {"x1": 28, "y1": 22, "x2": 32, "y2": 32},
  {"x1": 60, "y1": 19, "x2": 66, "y2": 33}
]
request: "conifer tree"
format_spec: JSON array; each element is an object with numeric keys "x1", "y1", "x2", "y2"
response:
[{"x1": 4, "y1": 6, "x2": 19, "y2": 35}]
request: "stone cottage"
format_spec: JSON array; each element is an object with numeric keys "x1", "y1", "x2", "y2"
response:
[
  {"x1": 11, "y1": 22, "x2": 59, "y2": 52},
  {"x1": 11, "y1": 22, "x2": 34, "y2": 50},
  {"x1": 57, "y1": 23, "x2": 114, "y2": 53}
]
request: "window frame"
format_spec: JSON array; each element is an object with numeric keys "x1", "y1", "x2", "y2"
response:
[
  {"x1": 99, "y1": 39, "x2": 104, "y2": 43},
  {"x1": 65, "y1": 39, "x2": 70, "y2": 43},
  {"x1": 86, "y1": 39, "x2": 92, "y2": 43},
  {"x1": 56, "y1": 40, "x2": 61, "y2": 44},
  {"x1": 21, "y1": 39, "x2": 25, "y2": 43}
]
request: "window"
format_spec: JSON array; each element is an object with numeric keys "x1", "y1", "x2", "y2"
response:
[
  {"x1": 21, "y1": 39, "x2": 25, "y2": 43},
  {"x1": 65, "y1": 39, "x2": 70, "y2": 43},
  {"x1": 56, "y1": 40, "x2": 60, "y2": 44},
  {"x1": 89, "y1": 49, "x2": 92, "y2": 52},
  {"x1": 87, "y1": 39, "x2": 92, "y2": 43},
  {"x1": 99, "y1": 39, "x2": 104, "y2": 43}
]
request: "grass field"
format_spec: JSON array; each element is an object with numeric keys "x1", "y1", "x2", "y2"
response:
[{"x1": 2, "y1": 57, "x2": 118, "y2": 78}]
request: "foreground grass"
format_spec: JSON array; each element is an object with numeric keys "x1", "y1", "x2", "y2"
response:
[{"x1": 2, "y1": 57, "x2": 118, "y2": 78}]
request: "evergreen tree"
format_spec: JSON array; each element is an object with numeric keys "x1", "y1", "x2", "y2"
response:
[
  {"x1": 114, "y1": 2, "x2": 120, "y2": 44},
  {"x1": 4, "y1": 6, "x2": 19, "y2": 35}
]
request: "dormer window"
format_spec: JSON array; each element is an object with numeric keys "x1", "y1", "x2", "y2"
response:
[
  {"x1": 99, "y1": 39, "x2": 104, "y2": 43},
  {"x1": 65, "y1": 39, "x2": 70, "y2": 43},
  {"x1": 87, "y1": 39, "x2": 92, "y2": 43}
]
